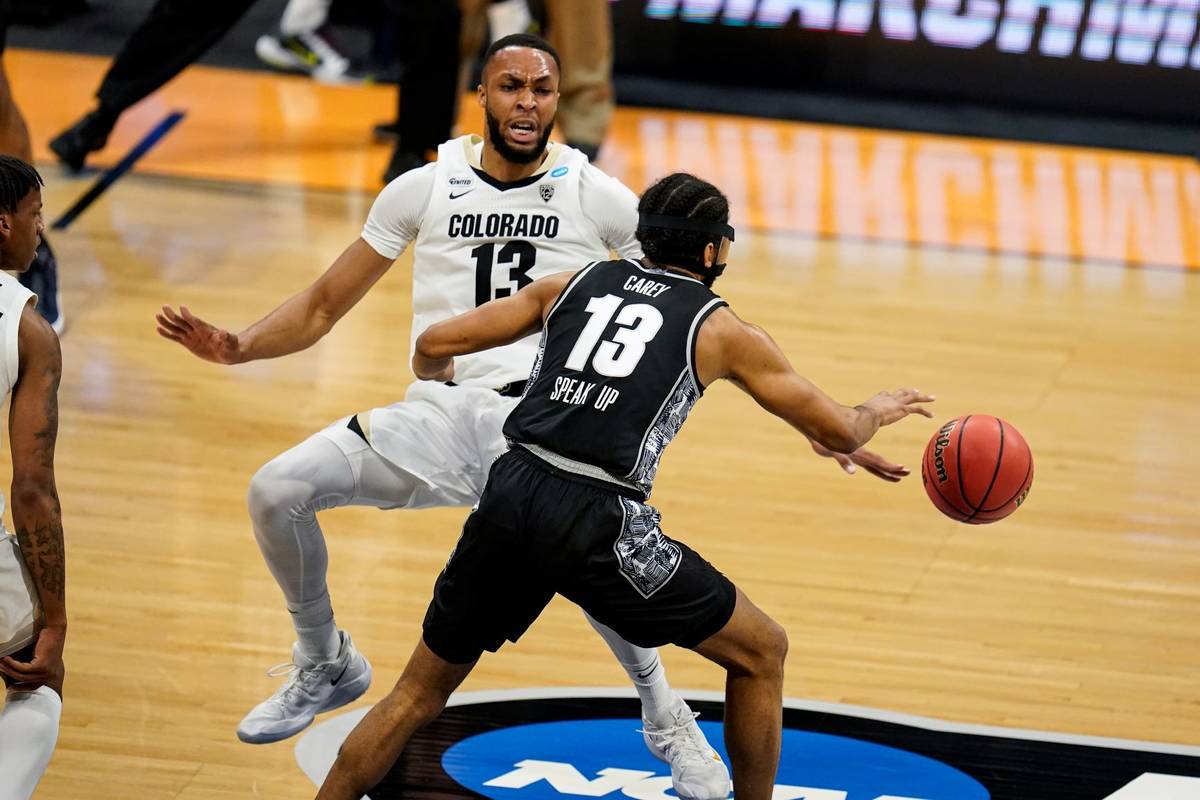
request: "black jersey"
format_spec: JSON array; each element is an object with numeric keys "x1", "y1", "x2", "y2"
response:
[{"x1": 503, "y1": 258, "x2": 727, "y2": 497}]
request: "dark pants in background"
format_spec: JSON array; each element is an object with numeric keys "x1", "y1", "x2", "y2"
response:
[
  {"x1": 94, "y1": 0, "x2": 260, "y2": 116},
  {"x1": 386, "y1": 0, "x2": 461, "y2": 159}
]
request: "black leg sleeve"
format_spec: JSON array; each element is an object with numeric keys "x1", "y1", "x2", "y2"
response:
[{"x1": 95, "y1": 0, "x2": 260, "y2": 114}]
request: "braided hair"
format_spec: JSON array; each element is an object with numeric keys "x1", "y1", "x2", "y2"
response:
[
  {"x1": 0, "y1": 156, "x2": 42, "y2": 216},
  {"x1": 636, "y1": 173, "x2": 729, "y2": 271}
]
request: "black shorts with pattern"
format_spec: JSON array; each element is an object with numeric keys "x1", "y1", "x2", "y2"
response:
[{"x1": 422, "y1": 447, "x2": 737, "y2": 664}]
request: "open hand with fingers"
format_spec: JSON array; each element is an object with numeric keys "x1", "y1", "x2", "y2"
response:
[
  {"x1": 859, "y1": 388, "x2": 936, "y2": 427},
  {"x1": 809, "y1": 440, "x2": 912, "y2": 482},
  {"x1": 156, "y1": 305, "x2": 242, "y2": 364}
]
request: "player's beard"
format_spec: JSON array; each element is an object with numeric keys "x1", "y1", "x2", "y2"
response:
[{"x1": 486, "y1": 106, "x2": 555, "y2": 165}]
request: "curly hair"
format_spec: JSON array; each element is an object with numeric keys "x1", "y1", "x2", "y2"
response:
[{"x1": 636, "y1": 173, "x2": 729, "y2": 269}]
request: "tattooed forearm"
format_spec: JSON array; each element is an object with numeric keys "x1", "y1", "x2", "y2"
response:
[
  {"x1": 9, "y1": 311, "x2": 66, "y2": 619},
  {"x1": 14, "y1": 500, "x2": 65, "y2": 606}
]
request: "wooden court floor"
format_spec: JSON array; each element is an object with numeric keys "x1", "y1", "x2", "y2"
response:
[{"x1": 7, "y1": 49, "x2": 1200, "y2": 798}]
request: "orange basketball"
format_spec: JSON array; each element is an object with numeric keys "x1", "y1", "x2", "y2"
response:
[{"x1": 921, "y1": 415, "x2": 1033, "y2": 524}]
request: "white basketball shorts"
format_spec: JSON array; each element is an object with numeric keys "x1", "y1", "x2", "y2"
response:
[
  {"x1": 0, "y1": 532, "x2": 41, "y2": 658},
  {"x1": 326, "y1": 380, "x2": 518, "y2": 510}
]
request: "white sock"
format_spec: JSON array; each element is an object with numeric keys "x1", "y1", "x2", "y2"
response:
[
  {"x1": 488, "y1": 0, "x2": 532, "y2": 42},
  {"x1": 585, "y1": 614, "x2": 679, "y2": 727},
  {"x1": 279, "y1": 0, "x2": 332, "y2": 36},
  {"x1": 0, "y1": 685, "x2": 61, "y2": 800},
  {"x1": 290, "y1": 594, "x2": 341, "y2": 665}
]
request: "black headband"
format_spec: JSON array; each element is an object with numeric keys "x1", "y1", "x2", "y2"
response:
[{"x1": 638, "y1": 213, "x2": 735, "y2": 242}]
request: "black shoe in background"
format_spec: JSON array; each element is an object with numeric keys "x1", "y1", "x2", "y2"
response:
[
  {"x1": 48, "y1": 109, "x2": 116, "y2": 172},
  {"x1": 382, "y1": 148, "x2": 426, "y2": 184},
  {"x1": 19, "y1": 239, "x2": 64, "y2": 335}
]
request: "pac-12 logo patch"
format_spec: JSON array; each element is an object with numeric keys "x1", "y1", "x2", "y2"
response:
[
  {"x1": 295, "y1": 688, "x2": 1200, "y2": 800},
  {"x1": 540, "y1": 185, "x2": 555, "y2": 203}
]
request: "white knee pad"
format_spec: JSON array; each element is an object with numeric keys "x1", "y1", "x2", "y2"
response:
[{"x1": 0, "y1": 685, "x2": 61, "y2": 800}]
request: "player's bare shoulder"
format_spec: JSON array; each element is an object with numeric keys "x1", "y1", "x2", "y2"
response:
[{"x1": 693, "y1": 303, "x2": 746, "y2": 387}]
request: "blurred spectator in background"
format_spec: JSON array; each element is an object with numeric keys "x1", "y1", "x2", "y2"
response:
[{"x1": 542, "y1": 0, "x2": 614, "y2": 163}]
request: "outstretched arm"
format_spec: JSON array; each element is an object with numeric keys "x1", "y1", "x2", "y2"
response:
[
  {"x1": 156, "y1": 237, "x2": 394, "y2": 364},
  {"x1": 705, "y1": 310, "x2": 934, "y2": 454},
  {"x1": 412, "y1": 271, "x2": 574, "y2": 381},
  {"x1": 0, "y1": 304, "x2": 65, "y2": 691}
]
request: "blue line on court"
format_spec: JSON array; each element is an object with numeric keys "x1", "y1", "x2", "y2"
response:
[{"x1": 52, "y1": 110, "x2": 186, "y2": 231}]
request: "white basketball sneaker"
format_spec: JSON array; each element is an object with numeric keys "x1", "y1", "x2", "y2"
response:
[
  {"x1": 254, "y1": 29, "x2": 359, "y2": 84},
  {"x1": 237, "y1": 631, "x2": 371, "y2": 744},
  {"x1": 641, "y1": 695, "x2": 732, "y2": 800}
]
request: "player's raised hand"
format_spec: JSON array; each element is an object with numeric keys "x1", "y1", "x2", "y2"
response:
[
  {"x1": 810, "y1": 440, "x2": 911, "y2": 482},
  {"x1": 156, "y1": 305, "x2": 242, "y2": 364},
  {"x1": 861, "y1": 388, "x2": 935, "y2": 427}
]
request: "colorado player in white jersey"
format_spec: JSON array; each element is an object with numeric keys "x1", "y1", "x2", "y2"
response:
[
  {"x1": 156, "y1": 34, "x2": 742, "y2": 798},
  {"x1": 0, "y1": 158, "x2": 68, "y2": 800}
]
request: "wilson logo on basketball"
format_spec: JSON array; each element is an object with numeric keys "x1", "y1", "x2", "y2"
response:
[
  {"x1": 931, "y1": 418, "x2": 958, "y2": 484},
  {"x1": 921, "y1": 414, "x2": 1035, "y2": 524}
]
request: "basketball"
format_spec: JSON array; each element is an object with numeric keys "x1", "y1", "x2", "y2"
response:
[{"x1": 921, "y1": 415, "x2": 1034, "y2": 524}]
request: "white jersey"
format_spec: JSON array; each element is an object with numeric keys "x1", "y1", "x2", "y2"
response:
[
  {"x1": 362, "y1": 135, "x2": 642, "y2": 388},
  {"x1": 0, "y1": 277, "x2": 40, "y2": 657}
]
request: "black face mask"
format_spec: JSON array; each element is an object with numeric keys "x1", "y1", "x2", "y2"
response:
[
  {"x1": 697, "y1": 236, "x2": 731, "y2": 287},
  {"x1": 700, "y1": 262, "x2": 726, "y2": 288}
]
